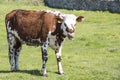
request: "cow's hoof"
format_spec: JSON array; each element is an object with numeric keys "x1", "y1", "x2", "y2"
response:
[
  {"x1": 11, "y1": 70, "x2": 17, "y2": 72},
  {"x1": 41, "y1": 74, "x2": 48, "y2": 77},
  {"x1": 58, "y1": 72, "x2": 65, "y2": 75},
  {"x1": 11, "y1": 69, "x2": 19, "y2": 72}
]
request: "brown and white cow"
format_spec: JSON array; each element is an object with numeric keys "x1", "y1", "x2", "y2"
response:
[{"x1": 5, "y1": 9, "x2": 84, "y2": 76}]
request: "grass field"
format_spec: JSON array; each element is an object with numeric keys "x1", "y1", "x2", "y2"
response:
[{"x1": 0, "y1": 1, "x2": 120, "y2": 80}]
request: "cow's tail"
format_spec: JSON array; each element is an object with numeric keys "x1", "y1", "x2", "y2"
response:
[{"x1": 5, "y1": 15, "x2": 9, "y2": 38}]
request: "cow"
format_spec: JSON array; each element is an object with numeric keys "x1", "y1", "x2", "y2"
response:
[{"x1": 5, "y1": 9, "x2": 84, "y2": 76}]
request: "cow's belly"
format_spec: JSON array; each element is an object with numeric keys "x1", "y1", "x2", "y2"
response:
[
  {"x1": 17, "y1": 36, "x2": 41, "y2": 46},
  {"x1": 24, "y1": 39, "x2": 41, "y2": 46},
  {"x1": 18, "y1": 37, "x2": 41, "y2": 46}
]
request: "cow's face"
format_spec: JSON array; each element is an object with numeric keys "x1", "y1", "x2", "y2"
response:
[{"x1": 61, "y1": 14, "x2": 84, "y2": 40}]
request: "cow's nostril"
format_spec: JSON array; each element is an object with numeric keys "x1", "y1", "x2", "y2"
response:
[{"x1": 66, "y1": 28, "x2": 74, "y2": 33}]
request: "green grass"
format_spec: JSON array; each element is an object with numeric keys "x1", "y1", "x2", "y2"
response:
[{"x1": 0, "y1": 1, "x2": 120, "y2": 80}]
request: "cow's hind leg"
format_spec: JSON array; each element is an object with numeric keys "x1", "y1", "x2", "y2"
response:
[
  {"x1": 8, "y1": 34, "x2": 16, "y2": 71},
  {"x1": 14, "y1": 39, "x2": 22, "y2": 71},
  {"x1": 55, "y1": 46, "x2": 64, "y2": 75},
  {"x1": 8, "y1": 34, "x2": 22, "y2": 71}
]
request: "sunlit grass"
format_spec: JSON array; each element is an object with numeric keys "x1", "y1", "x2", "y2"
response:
[{"x1": 0, "y1": 1, "x2": 120, "y2": 80}]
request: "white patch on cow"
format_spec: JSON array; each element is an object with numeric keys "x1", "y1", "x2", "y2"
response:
[
  {"x1": 45, "y1": 10, "x2": 61, "y2": 16},
  {"x1": 56, "y1": 46, "x2": 62, "y2": 58},
  {"x1": 60, "y1": 14, "x2": 77, "y2": 40},
  {"x1": 48, "y1": 34, "x2": 62, "y2": 50},
  {"x1": 45, "y1": 10, "x2": 66, "y2": 21},
  {"x1": 41, "y1": 68, "x2": 47, "y2": 75},
  {"x1": 7, "y1": 21, "x2": 23, "y2": 43},
  {"x1": 41, "y1": 60, "x2": 47, "y2": 75},
  {"x1": 31, "y1": 39, "x2": 41, "y2": 42},
  {"x1": 62, "y1": 14, "x2": 77, "y2": 30},
  {"x1": 48, "y1": 31, "x2": 65, "y2": 50},
  {"x1": 58, "y1": 62, "x2": 64, "y2": 74},
  {"x1": 64, "y1": 14, "x2": 77, "y2": 28},
  {"x1": 47, "y1": 31, "x2": 56, "y2": 49},
  {"x1": 49, "y1": 35, "x2": 58, "y2": 49},
  {"x1": 8, "y1": 34, "x2": 16, "y2": 48}
]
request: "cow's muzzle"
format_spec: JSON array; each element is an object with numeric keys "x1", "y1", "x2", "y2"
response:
[{"x1": 68, "y1": 33, "x2": 74, "y2": 40}]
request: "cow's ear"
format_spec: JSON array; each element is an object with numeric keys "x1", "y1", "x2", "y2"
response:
[
  {"x1": 76, "y1": 16, "x2": 85, "y2": 22},
  {"x1": 56, "y1": 16, "x2": 64, "y2": 23}
]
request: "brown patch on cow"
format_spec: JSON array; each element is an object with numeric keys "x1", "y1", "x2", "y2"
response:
[{"x1": 6, "y1": 9, "x2": 59, "y2": 44}]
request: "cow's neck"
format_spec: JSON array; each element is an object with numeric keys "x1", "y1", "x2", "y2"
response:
[{"x1": 51, "y1": 23, "x2": 66, "y2": 39}]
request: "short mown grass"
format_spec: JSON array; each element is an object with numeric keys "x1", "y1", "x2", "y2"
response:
[{"x1": 0, "y1": 1, "x2": 120, "y2": 80}]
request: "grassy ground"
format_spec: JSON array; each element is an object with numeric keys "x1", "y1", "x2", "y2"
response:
[{"x1": 0, "y1": 1, "x2": 120, "y2": 80}]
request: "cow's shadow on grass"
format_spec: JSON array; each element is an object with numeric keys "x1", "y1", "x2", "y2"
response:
[
  {"x1": 0, "y1": 69, "x2": 41, "y2": 76},
  {"x1": 0, "y1": 70, "x2": 59, "y2": 76}
]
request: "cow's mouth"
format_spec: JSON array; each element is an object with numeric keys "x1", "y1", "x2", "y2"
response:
[{"x1": 68, "y1": 34, "x2": 74, "y2": 40}]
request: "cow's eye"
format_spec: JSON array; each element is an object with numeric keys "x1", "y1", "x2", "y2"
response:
[{"x1": 64, "y1": 23, "x2": 67, "y2": 27}]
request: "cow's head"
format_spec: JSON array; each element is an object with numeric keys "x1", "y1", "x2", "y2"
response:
[{"x1": 60, "y1": 14, "x2": 84, "y2": 40}]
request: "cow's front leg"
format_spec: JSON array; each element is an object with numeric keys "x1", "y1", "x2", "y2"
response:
[
  {"x1": 55, "y1": 46, "x2": 64, "y2": 75},
  {"x1": 41, "y1": 42, "x2": 48, "y2": 77}
]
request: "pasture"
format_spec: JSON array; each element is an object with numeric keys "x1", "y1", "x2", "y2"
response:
[{"x1": 0, "y1": 1, "x2": 120, "y2": 80}]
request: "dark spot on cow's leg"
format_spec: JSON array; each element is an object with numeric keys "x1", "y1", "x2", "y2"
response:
[
  {"x1": 57, "y1": 57, "x2": 62, "y2": 62},
  {"x1": 44, "y1": 44, "x2": 46, "y2": 47}
]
